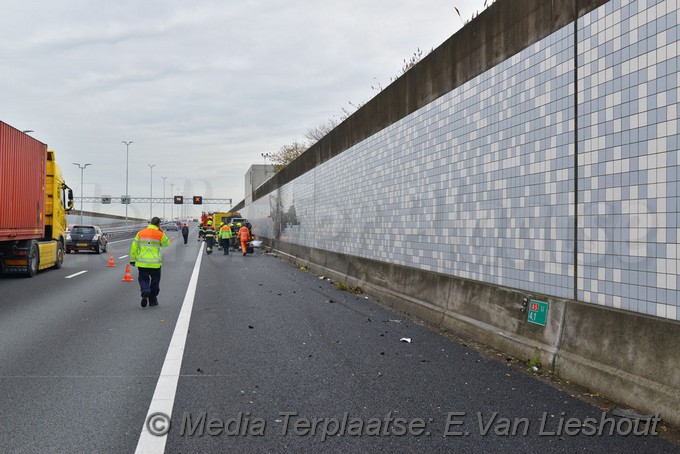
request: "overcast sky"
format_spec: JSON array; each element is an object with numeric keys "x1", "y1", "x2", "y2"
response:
[{"x1": 1, "y1": 0, "x2": 488, "y2": 219}]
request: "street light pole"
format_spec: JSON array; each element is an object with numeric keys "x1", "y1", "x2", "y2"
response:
[
  {"x1": 148, "y1": 164, "x2": 156, "y2": 219},
  {"x1": 177, "y1": 187, "x2": 183, "y2": 220},
  {"x1": 72, "y1": 163, "x2": 91, "y2": 225},
  {"x1": 170, "y1": 183, "x2": 174, "y2": 221},
  {"x1": 122, "y1": 141, "x2": 133, "y2": 225},
  {"x1": 161, "y1": 176, "x2": 167, "y2": 220}
]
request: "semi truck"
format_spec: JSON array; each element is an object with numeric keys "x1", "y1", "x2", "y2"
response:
[{"x1": 0, "y1": 121, "x2": 74, "y2": 276}]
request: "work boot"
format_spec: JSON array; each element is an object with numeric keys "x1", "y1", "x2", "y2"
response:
[
  {"x1": 149, "y1": 300, "x2": 159, "y2": 307},
  {"x1": 141, "y1": 291, "x2": 150, "y2": 308}
]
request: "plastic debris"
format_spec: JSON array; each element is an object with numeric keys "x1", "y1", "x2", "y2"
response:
[{"x1": 400, "y1": 338, "x2": 412, "y2": 343}]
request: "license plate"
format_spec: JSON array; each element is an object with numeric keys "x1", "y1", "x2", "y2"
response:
[{"x1": 77, "y1": 243, "x2": 88, "y2": 246}]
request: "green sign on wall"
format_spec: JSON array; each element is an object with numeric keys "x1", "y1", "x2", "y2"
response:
[{"x1": 527, "y1": 299, "x2": 549, "y2": 326}]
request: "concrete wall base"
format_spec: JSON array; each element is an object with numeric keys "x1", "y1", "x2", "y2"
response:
[{"x1": 269, "y1": 240, "x2": 680, "y2": 428}]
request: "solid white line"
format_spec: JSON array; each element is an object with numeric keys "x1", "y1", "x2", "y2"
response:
[
  {"x1": 65, "y1": 270, "x2": 88, "y2": 279},
  {"x1": 135, "y1": 242, "x2": 204, "y2": 453},
  {"x1": 118, "y1": 255, "x2": 129, "y2": 259}
]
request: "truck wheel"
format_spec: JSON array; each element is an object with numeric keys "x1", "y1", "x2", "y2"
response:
[
  {"x1": 26, "y1": 242, "x2": 39, "y2": 277},
  {"x1": 54, "y1": 241, "x2": 64, "y2": 269}
]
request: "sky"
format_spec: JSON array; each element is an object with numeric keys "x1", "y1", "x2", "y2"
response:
[{"x1": 1, "y1": 0, "x2": 489, "y2": 220}]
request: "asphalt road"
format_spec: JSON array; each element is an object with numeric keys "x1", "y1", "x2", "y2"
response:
[{"x1": 0, "y1": 227, "x2": 677, "y2": 453}]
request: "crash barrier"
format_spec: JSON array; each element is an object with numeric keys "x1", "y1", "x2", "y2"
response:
[
  {"x1": 101, "y1": 224, "x2": 148, "y2": 241},
  {"x1": 267, "y1": 239, "x2": 680, "y2": 429}
]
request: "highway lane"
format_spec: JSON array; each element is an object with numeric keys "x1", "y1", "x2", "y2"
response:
[
  {"x1": 166, "y1": 251, "x2": 679, "y2": 453},
  {"x1": 0, "y1": 227, "x2": 678, "y2": 453},
  {"x1": 0, "y1": 227, "x2": 198, "y2": 452}
]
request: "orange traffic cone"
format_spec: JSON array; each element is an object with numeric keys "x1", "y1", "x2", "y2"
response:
[
  {"x1": 122, "y1": 264, "x2": 134, "y2": 282},
  {"x1": 107, "y1": 253, "x2": 116, "y2": 267}
]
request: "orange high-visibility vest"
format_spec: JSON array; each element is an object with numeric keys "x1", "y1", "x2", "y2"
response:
[{"x1": 238, "y1": 226, "x2": 250, "y2": 242}]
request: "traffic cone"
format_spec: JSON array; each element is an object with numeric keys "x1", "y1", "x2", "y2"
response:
[
  {"x1": 122, "y1": 264, "x2": 134, "y2": 282},
  {"x1": 107, "y1": 253, "x2": 116, "y2": 267}
]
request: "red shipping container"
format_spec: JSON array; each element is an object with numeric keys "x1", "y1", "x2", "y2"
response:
[{"x1": 0, "y1": 121, "x2": 46, "y2": 242}]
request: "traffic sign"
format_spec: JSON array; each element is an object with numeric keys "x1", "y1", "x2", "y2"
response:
[
  {"x1": 174, "y1": 195, "x2": 184, "y2": 204},
  {"x1": 527, "y1": 299, "x2": 548, "y2": 326},
  {"x1": 193, "y1": 196, "x2": 203, "y2": 205}
]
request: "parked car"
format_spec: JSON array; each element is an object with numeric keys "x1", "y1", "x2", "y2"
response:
[
  {"x1": 66, "y1": 225, "x2": 108, "y2": 254},
  {"x1": 162, "y1": 222, "x2": 179, "y2": 231}
]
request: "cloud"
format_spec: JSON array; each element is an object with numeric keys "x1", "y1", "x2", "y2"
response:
[{"x1": 1, "y1": 0, "x2": 487, "y2": 217}]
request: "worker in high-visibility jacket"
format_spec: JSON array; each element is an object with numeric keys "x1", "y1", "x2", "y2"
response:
[
  {"x1": 216, "y1": 222, "x2": 224, "y2": 251},
  {"x1": 198, "y1": 222, "x2": 205, "y2": 241},
  {"x1": 129, "y1": 217, "x2": 171, "y2": 308},
  {"x1": 218, "y1": 222, "x2": 233, "y2": 255},
  {"x1": 228, "y1": 223, "x2": 236, "y2": 251},
  {"x1": 238, "y1": 223, "x2": 252, "y2": 256},
  {"x1": 204, "y1": 219, "x2": 216, "y2": 254}
]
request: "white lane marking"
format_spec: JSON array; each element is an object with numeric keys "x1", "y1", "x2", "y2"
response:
[
  {"x1": 65, "y1": 271, "x2": 88, "y2": 279},
  {"x1": 118, "y1": 255, "x2": 129, "y2": 259},
  {"x1": 135, "y1": 242, "x2": 204, "y2": 453}
]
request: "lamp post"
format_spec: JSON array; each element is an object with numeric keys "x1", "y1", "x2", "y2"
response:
[
  {"x1": 170, "y1": 183, "x2": 174, "y2": 221},
  {"x1": 148, "y1": 164, "x2": 156, "y2": 219},
  {"x1": 176, "y1": 187, "x2": 183, "y2": 220},
  {"x1": 73, "y1": 163, "x2": 91, "y2": 225},
  {"x1": 262, "y1": 152, "x2": 273, "y2": 180},
  {"x1": 161, "y1": 176, "x2": 167, "y2": 220},
  {"x1": 122, "y1": 141, "x2": 133, "y2": 225}
]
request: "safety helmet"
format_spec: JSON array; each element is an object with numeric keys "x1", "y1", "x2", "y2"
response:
[
  {"x1": 237, "y1": 223, "x2": 242, "y2": 227},
  {"x1": 207, "y1": 220, "x2": 213, "y2": 225}
]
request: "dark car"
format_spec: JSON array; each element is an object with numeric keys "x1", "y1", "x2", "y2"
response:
[{"x1": 66, "y1": 225, "x2": 108, "y2": 254}]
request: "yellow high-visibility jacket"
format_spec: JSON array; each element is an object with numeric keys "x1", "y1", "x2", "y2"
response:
[
  {"x1": 130, "y1": 225, "x2": 171, "y2": 268},
  {"x1": 219, "y1": 225, "x2": 233, "y2": 239}
]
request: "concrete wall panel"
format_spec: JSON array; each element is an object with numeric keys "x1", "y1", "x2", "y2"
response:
[{"x1": 556, "y1": 301, "x2": 680, "y2": 425}]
